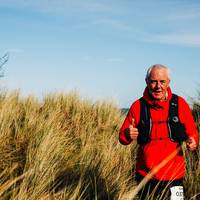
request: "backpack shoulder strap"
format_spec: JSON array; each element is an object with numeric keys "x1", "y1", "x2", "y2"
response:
[
  {"x1": 138, "y1": 97, "x2": 151, "y2": 144},
  {"x1": 139, "y1": 97, "x2": 150, "y2": 122},
  {"x1": 169, "y1": 94, "x2": 179, "y2": 121},
  {"x1": 168, "y1": 93, "x2": 187, "y2": 142}
]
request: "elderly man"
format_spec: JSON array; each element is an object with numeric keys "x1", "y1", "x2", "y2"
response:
[{"x1": 119, "y1": 64, "x2": 199, "y2": 199}]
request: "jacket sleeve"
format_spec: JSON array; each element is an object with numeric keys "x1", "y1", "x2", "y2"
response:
[
  {"x1": 119, "y1": 100, "x2": 140, "y2": 145},
  {"x1": 178, "y1": 97, "x2": 199, "y2": 145}
]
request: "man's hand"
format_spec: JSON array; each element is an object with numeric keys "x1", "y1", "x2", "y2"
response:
[
  {"x1": 128, "y1": 118, "x2": 139, "y2": 140},
  {"x1": 186, "y1": 137, "x2": 197, "y2": 151}
]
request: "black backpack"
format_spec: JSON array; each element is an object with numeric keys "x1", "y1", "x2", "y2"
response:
[{"x1": 137, "y1": 94, "x2": 188, "y2": 144}]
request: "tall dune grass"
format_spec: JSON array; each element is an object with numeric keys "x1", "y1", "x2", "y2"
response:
[{"x1": 0, "y1": 90, "x2": 199, "y2": 200}]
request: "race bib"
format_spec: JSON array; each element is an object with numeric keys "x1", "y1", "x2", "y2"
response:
[{"x1": 170, "y1": 186, "x2": 184, "y2": 200}]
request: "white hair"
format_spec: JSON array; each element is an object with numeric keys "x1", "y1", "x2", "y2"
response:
[{"x1": 145, "y1": 64, "x2": 171, "y2": 82}]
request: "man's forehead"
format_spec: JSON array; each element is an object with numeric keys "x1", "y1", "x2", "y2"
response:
[{"x1": 150, "y1": 68, "x2": 168, "y2": 76}]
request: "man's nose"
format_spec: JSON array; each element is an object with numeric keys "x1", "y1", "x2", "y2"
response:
[{"x1": 155, "y1": 81, "x2": 162, "y2": 88}]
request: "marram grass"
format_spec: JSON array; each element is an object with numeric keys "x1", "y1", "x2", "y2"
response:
[{"x1": 0, "y1": 91, "x2": 199, "y2": 200}]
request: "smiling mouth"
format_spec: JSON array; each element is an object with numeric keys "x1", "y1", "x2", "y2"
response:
[{"x1": 154, "y1": 91, "x2": 162, "y2": 93}]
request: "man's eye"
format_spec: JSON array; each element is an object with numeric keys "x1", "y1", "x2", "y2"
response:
[{"x1": 160, "y1": 80, "x2": 166, "y2": 84}]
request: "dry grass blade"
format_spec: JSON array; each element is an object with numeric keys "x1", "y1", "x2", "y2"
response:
[{"x1": 121, "y1": 146, "x2": 182, "y2": 200}]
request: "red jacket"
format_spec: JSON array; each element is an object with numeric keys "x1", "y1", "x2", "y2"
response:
[{"x1": 119, "y1": 87, "x2": 199, "y2": 180}]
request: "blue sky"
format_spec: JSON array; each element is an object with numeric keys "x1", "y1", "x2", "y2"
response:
[{"x1": 1, "y1": 0, "x2": 200, "y2": 108}]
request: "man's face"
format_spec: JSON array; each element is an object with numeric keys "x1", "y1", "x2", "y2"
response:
[{"x1": 146, "y1": 68, "x2": 170, "y2": 101}]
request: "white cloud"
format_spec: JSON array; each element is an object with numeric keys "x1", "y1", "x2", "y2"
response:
[
  {"x1": 8, "y1": 48, "x2": 24, "y2": 53},
  {"x1": 166, "y1": 3, "x2": 200, "y2": 21},
  {"x1": 135, "y1": 1, "x2": 200, "y2": 47},
  {"x1": 105, "y1": 58, "x2": 123, "y2": 63},
  {"x1": 145, "y1": 33, "x2": 200, "y2": 47},
  {"x1": 92, "y1": 18, "x2": 131, "y2": 32},
  {"x1": 82, "y1": 56, "x2": 91, "y2": 61},
  {"x1": 2, "y1": 0, "x2": 200, "y2": 48},
  {"x1": 0, "y1": 0, "x2": 121, "y2": 15}
]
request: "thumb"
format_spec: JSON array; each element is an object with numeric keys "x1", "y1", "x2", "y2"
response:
[
  {"x1": 131, "y1": 118, "x2": 136, "y2": 127},
  {"x1": 186, "y1": 137, "x2": 196, "y2": 147},
  {"x1": 188, "y1": 136, "x2": 195, "y2": 144}
]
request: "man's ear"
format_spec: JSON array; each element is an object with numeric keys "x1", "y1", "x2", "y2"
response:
[{"x1": 167, "y1": 79, "x2": 171, "y2": 87}]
